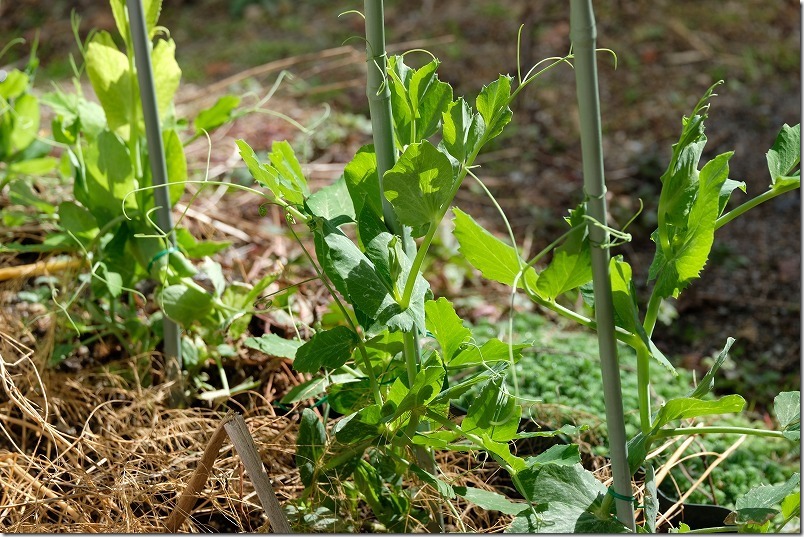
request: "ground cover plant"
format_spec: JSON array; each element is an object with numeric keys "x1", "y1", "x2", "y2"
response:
[{"x1": 0, "y1": 0, "x2": 800, "y2": 533}]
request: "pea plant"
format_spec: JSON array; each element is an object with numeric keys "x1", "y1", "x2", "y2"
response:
[{"x1": 238, "y1": 1, "x2": 801, "y2": 532}]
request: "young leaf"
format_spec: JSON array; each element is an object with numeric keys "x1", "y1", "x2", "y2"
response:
[
  {"x1": 441, "y1": 97, "x2": 485, "y2": 164},
  {"x1": 333, "y1": 404, "x2": 383, "y2": 444},
  {"x1": 58, "y1": 201, "x2": 99, "y2": 246},
  {"x1": 411, "y1": 465, "x2": 456, "y2": 500},
  {"x1": 85, "y1": 32, "x2": 135, "y2": 138},
  {"x1": 452, "y1": 207, "x2": 539, "y2": 291},
  {"x1": 536, "y1": 205, "x2": 592, "y2": 300},
  {"x1": 151, "y1": 39, "x2": 181, "y2": 123},
  {"x1": 383, "y1": 140, "x2": 456, "y2": 238},
  {"x1": 523, "y1": 444, "x2": 581, "y2": 468},
  {"x1": 175, "y1": 227, "x2": 231, "y2": 258},
  {"x1": 293, "y1": 326, "x2": 359, "y2": 373},
  {"x1": 8, "y1": 94, "x2": 39, "y2": 153},
  {"x1": 297, "y1": 408, "x2": 327, "y2": 487},
  {"x1": 268, "y1": 140, "x2": 310, "y2": 203},
  {"x1": 280, "y1": 377, "x2": 329, "y2": 405},
  {"x1": 194, "y1": 95, "x2": 241, "y2": 134},
  {"x1": 393, "y1": 362, "x2": 446, "y2": 418},
  {"x1": 774, "y1": 391, "x2": 800, "y2": 441},
  {"x1": 717, "y1": 178, "x2": 746, "y2": 217},
  {"x1": 688, "y1": 338, "x2": 735, "y2": 398},
  {"x1": 163, "y1": 129, "x2": 186, "y2": 205},
  {"x1": 83, "y1": 130, "x2": 136, "y2": 221},
  {"x1": 0, "y1": 69, "x2": 28, "y2": 99},
  {"x1": 766, "y1": 123, "x2": 801, "y2": 186},
  {"x1": 424, "y1": 297, "x2": 471, "y2": 362},
  {"x1": 245, "y1": 332, "x2": 303, "y2": 359},
  {"x1": 449, "y1": 338, "x2": 527, "y2": 369},
  {"x1": 343, "y1": 145, "x2": 383, "y2": 221},
  {"x1": 306, "y1": 176, "x2": 356, "y2": 224},
  {"x1": 476, "y1": 74, "x2": 513, "y2": 142},
  {"x1": 652, "y1": 394, "x2": 745, "y2": 430}
]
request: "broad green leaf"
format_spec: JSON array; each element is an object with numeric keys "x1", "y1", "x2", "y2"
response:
[
  {"x1": 343, "y1": 145, "x2": 383, "y2": 221},
  {"x1": 9, "y1": 93, "x2": 39, "y2": 152},
  {"x1": 462, "y1": 376, "x2": 521, "y2": 442},
  {"x1": 314, "y1": 219, "x2": 428, "y2": 336},
  {"x1": 430, "y1": 362, "x2": 508, "y2": 406},
  {"x1": 476, "y1": 75, "x2": 513, "y2": 142},
  {"x1": 161, "y1": 283, "x2": 213, "y2": 325},
  {"x1": 294, "y1": 326, "x2": 358, "y2": 373},
  {"x1": 383, "y1": 140, "x2": 455, "y2": 238},
  {"x1": 280, "y1": 376, "x2": 329, "y2": 405},
  {"x1": 644, "y1": 463, "x2": 659, "y2": 533},
  {"x1": 151, "y1": 39, "x2": 181, "y2": 123},
  {"x1": 733, "y1": 473, "x2": 800, "y2": 525},
  {"x1": 245, "y1": 332, "x2": 303, "y2": 359},
  {"x1": 717, "y1": 178, "x2": 746, "y2": 216},
  {"x1": 411, "y1": 465, "x2": 456, "y2": 499},
  {"x1": 306, "y1": 176, "x2": 356, "y2": 223},
  {"x1": 441, "y1": 97, "x2": 485, "y2": 164},
  {"x1": 297, "y1": 408, "x2": 326, "y2": 487},
  {"x1": 510, "y1": 464, "x2": 628, "y2": 533},
  {"x1": 452, "y1": 207, "x2": 539, "y2": 290},
  {"x1": 767, "y1": 124, "x2": 801, "y2": 185},
  {"x1": 688, "y1": 338, "x2": 734, "y2": 399},
  {"x1": 449, "y1": 338, "x2": 527, "y2": 369},
  {"x1": 424, "y1": 297, "x2": 471, "y2": 362},
  {"x1": 8, "y1": 156, "x2": 58, "y2": 176},
  {"x1": 110, "y1": 0, "x2": 162, "y2": 43},
  {"x1": 163, "y1": 129, "x2": 186, "y2": 205},
  {"x1": 194, "y1": 95, "x2": 241, "y2": 134},
  {"x1": 86, "y1": 31, "x2": 135, "y2": 137},
  {"x1": 333, "y1": 404, "x2": 382, "y2": 444},
  {"x1": 780, "y1": 490, "x2": 800, "y2": 520},
  {"x1": 175, "y1": 227, "x2": 231, "y2": 258},
  {"x1": 653, "y1": 394, "x2": 745, "y2": 430},
  {"x1": 774, "y1": 391, "x2": 800, "y2": 441},
  {"x1": 650, "y1": 151, "x2": 734, "y2": 298},
  {"x1": 454, "y1": 486, "x2": 528, "y2": 515},
  {"x1": 524, "y1": 444, "x2": 580, "y2": 468},
  {"x1": 58, "y1": 201, "x2": 98, "y2": 246},
  {"x1": 536, "y1": 205, "x2": 592, "y2": 299},
  {"x1": 479, "y1": 434, "x2": 526, "y2": 473},
  {"x1": 394, "y1": 362, "x2": 445, "y2": 418},
  {"x1": 83, "y1": 130, "x2": 136, "y2": 221},
  {"x1": 0, "y1": 69, "x2": 28, "y2": 99}
]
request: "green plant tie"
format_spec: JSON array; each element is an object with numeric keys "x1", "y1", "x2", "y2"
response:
[
  {"x1": 606, "y1": 486, "x2": 637, "y2": 504},
  {"x1": 146, "y1": 246, "x2": 179, "y2": 274}
]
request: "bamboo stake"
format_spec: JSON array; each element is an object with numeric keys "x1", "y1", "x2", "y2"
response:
[
  {"x1": 126, "y1": 0, "x2": 183, "y2": 406},
  {"x1": 0, "y1": 258, "x2": 84, "y2": 282},
  {"x1": 570, "y1": 0, "x2": 636, "y2": 530}
]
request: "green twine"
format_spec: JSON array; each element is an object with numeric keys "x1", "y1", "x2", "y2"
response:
[{"x1": 147, "y1": 246, "x2": 179, "y2": 274}]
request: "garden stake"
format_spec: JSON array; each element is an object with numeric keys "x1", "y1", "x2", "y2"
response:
[
  {"x1": 126, "y1": 0, "x2": 183, "y2": 406},
  {"x1": 363, "y1": 1, "x2": 443, "y2": 531},
  {"x1": 570, "y1": 0, "x2": 636, "y2": 530}
]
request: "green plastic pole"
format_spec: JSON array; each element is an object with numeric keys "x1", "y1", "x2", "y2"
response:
[
  {"x1": 126, "y1": 0, "x2": 184, "y2": 406},
  {"x1": 570, "y1": 0, "x2": 636, "y2": 530}
]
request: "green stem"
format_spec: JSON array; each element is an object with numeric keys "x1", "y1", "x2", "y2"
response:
[
  {"x1": 399, "y1": 216, "x2": 438, "y2": 308},
  {"x1": 642, "y1": 287, "x2": 662, "y2": 338},
  {"x1": 716, "y1": 182, "x2": 800, "y2": 230},
  {"x1": 650, "y1": 426, "x2": 789, "y2": 441},
  {"x1": 773, "y1": 506, "x2": 800, "y2": 533},
  {"x1": 636, "y1": 344, "x2": 652, "y2": 433},
  {"x1": 677, "y1": 526, "x2": 736, "y2": 534}
]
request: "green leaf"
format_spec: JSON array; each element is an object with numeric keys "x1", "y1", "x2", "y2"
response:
[
  {"x1": 343, "y1": 145, "x2": 383, "y2": 222},
  {"x1": 536, "y1": 205, "x2": 592, "y2": 300},
  {"x1": 58, "y1": 201, "x2": 98, "y2": 246},
  {"x1": 717, "y1": 178, "x2": 746, "y2": 216},
  {"x1": 733, "y1": 473, "x2": 800, "y2": 525},
  {"x1": 643, "y1": 463, "x2": 659, "y2": 533},
  {"x1": 524, "y1": 444, "x2": 581, "y2": 468},
  {"x1": 86, "y1": 32, "x2": 135, "y2": 137},
  {"x1": 236, "y1": 139, "x2": 309, "y2": 204},
  {"x1": 767, "y1": 124, "x2": 801, "y2": 185},
  {"x1": 411, "y1": 465, "x2": 456, "y2": 500},
  {"x1": 462, "y1": 376, "x2": 521, "y2": 442},
  {"x1": 774, "y1": 391, "x2": 800, "y2": 441},
  {"x1": 454, "y1": 486, "x2": 528, "y2": 515},
  {"x1": 83, "y1": 130, "x2": 136, "y2": 221},
  {"x1": 194, "y1": 95, "x2": 241, "y2": 134},
  {"x1": 297, "y1": 408, "x2": 326, "y2": 487},
  {"x1": 386, "y1": 56, "x2": 452, "y2": 147},
  {"x1": 430, "y1": 362, "x2": 509, "y2": 406},
  {"x1": 294, "y1": 326, "x2": 358, "y2": 373},
  {"x1": 175, "y1": 227, "x2": 231, "y2": 258},
  {"x1": 510, "y1": 464, "x2": 628, "y2": 533},
  {"x1": 652, "y1": 394, "x2": 745, "y2": 430},
  {"x1": 245, "y1": 332, "x2": 303, "y2": 359},
  {"x1": 780, "y1": 490, "x2": 800, "y2": 520},
  {"x1": 151, "y1": 39, "x2": 181, "y2": 123},
  {"x1": 476, "y1": 75, "x2": 513, "y2": 142},
  {"x1": 452, "y1": 207, "x2": 539, "y2": 290},
  {"x1": 688, "y1": 338, "x2": 734, "y2": 398},
  {"x1": 394, "y1": 362, "x2": 445, "y2": 418},
  {"x1": 8, "y1": 157, "x2": 58, "y2": 176},
  {"x1": 441, "y1": 97, "x2": 485, "y2": 164},
  {"x1": 163, "y1": 129, "x2": 186, "y2": 205},
  {"x1": 0, "y1": 69, "x2": 28, "y2": 99},
  {"x1": 306, "y1": 176, "x2": 355, "y2": 223},
  {"x1": 333, "y1": 404, "x2": 382, "y2": 444},
  {"x1": 383, "y1": 140, "x2": 456, "y2": 238},
  {"x1": 161, "y1": 283, "x2": 213, "y2": 325},
  {"x1": 281, "y1": 377, "x2": 329, "y2": 405},
  {"x1": 424, "y1": 297, "x2": 471, "y2": 362},
  {"x1": 9, "y1": 93, "x2": 39, "y2": 153}
]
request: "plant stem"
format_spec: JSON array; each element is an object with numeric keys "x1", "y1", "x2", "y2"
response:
[
  {"x1": 678, "y1": 526, "x2": 736, "y2": 534},
  {"x1": 716, "y1": 182, "x2": 800, "y2": 230},
  {"x1": 636, "y1": 344, "x2": 652, "y2": 433},
  {"x1": 570, "y1": 0, "x2": 635, "y2": 530},
  {"x1": 642, "y1": 287, "x2": 663, "y2": 338},
  {"x1": 650, "y1": 426, "x2": 789, "y2": 441}
]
